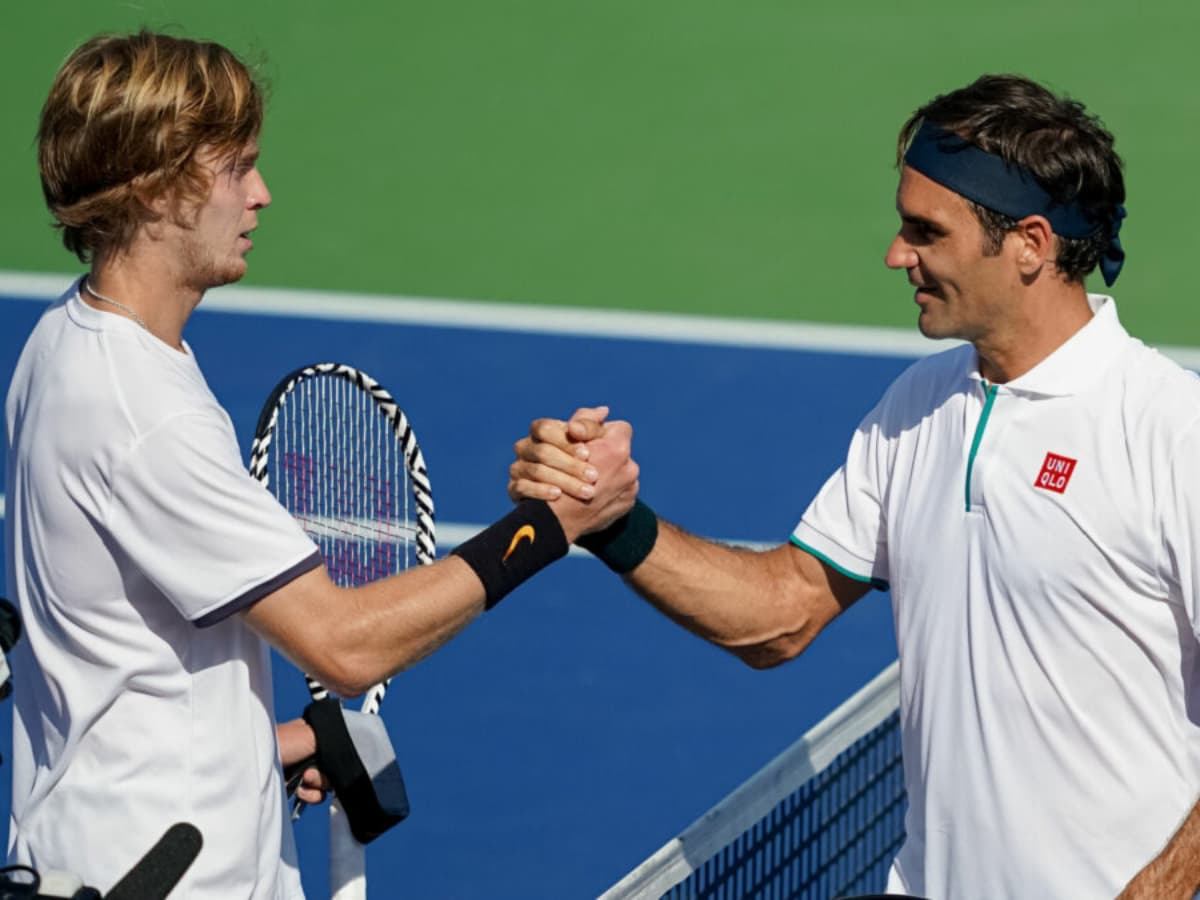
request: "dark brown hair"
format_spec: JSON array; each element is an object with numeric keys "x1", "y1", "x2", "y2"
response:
[{"x1": 898, "y1": 74, "x2": 1125, "y2": 283}]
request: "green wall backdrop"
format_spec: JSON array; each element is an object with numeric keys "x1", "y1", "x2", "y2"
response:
[{"x1": 3, "y1": 2, "x2": 1199, "y2": 339}]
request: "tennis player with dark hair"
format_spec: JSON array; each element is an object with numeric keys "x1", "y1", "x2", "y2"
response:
[
  {"x1": 5, "y1": 30, "x2": 638, "y2": 897},
  {"x1": 512, "y1": 74, "x2": 1200, "y2": 899}
]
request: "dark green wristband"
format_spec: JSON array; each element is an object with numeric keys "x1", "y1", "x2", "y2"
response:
[{"x1": 576, "y1": 500, "x2": 658, "y2": 574}]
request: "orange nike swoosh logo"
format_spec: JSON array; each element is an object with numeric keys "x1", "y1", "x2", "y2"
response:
[{"x1": 503, "y1": 525, "x2": 536, "y2": 561}]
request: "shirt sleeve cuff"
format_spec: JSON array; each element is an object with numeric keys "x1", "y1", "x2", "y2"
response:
[
  {"x1": 194, "y1": 550, "x2": 324, "y2": 628},
  {"x1": 790, "y1": 523, "x2": 889, "y2": 590}
]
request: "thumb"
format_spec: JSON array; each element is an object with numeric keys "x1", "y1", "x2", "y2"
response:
[{"x1": 567, "y1": 406, "x2": 610, "y2": 441}]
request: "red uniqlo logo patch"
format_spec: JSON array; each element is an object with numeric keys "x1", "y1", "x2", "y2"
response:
[{"x1": 1034, "y1": 452, "x2": 1077, "y2": 494}]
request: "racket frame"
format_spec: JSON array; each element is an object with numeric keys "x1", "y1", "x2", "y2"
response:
[{"x1": 250, "y1": 362, "x2": 435, "y2": 900}]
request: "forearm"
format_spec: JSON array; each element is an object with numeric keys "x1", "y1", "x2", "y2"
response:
[
  {"x1": 620, "y1": 520, "x2": 856, "y2": 667},
  {"x1": 332, "y1": 556, "x2": 486, "y2": 684},
  {"x1": 1118, "y1": 796, "x2": 1200, "y2": 898},
  {"x1": 247, "y1": 556, "x2": 485, "y2": 697}
]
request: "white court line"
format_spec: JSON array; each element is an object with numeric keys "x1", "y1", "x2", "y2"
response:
[
  {"x1": 0, "y1": 494, "x2": 771, "y2": 555},
  {"x1": 0, "y1": 270, "x2": 942, "y2": 358},
  {"x1": 7, "y1": 268, "x2": 1200, "y2": 367}
]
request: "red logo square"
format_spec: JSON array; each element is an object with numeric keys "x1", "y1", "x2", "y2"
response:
[{"x1": 1034, "y1": 452, "x2": 1077, "y2": 494}]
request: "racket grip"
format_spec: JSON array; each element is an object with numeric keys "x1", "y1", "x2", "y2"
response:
[{"x1": 284, "y1": 753, "x2": 318, "y2": 797}]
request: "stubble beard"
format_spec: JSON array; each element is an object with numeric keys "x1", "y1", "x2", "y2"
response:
[{"x1": 179, "y1": 234, "x2": 247, "y2": 293}]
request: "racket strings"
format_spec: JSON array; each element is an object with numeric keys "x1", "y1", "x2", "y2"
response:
[{"x1": 272, "y1": 375, "x2": 418, "y2": 594}]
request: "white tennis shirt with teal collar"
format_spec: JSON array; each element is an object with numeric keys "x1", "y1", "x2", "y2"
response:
[{"x1": 793, "y1": 295, "x2": 1200, "y2": 899}]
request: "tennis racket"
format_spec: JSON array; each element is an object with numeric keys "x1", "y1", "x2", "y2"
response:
[{"x1": 249, "y1": 362, "x2": 435, "y2": 900}]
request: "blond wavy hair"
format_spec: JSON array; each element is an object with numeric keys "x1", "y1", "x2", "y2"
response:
[{"x1": 38, "y1": 31, "x2": 264, "y2": 263}]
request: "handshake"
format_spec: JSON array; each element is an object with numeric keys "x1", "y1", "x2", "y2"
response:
[{"x1": 506, "y1": 406, "x2": 642, "y2": 547}]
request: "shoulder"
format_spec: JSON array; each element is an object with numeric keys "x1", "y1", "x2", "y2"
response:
[
  {"x1": 1111, "y1": 337, "x2": 1200, "y2": 407},
  {"x1": 1105, "y1": 336, "x2": 1200, "y2": 458},
  {"x1": 891, "y1": 342, "x2": 975, "y2": 387},
  {"x1": 1095, "y1": 296, "x2": 1200, "y2": 404},
  {"x1": 867, "y1": 343, "x2": 975, "y2": 423},
  {"x1": 76, "y1": 322, "x2": 228, "y2": 441},
  {"x1": 118, "y1": 349, "x2": 224, "y2": 427},
  {"x1": 12, "y1": 309, "x2": 230, "y2": 466}
]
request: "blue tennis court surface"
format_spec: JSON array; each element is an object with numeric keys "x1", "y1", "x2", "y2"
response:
[{"x1": 0, "y1": 285, "x2": 905, "y2": 898}]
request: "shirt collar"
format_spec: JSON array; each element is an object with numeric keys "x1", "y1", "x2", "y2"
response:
[{"x1": 966, "y1": 294, "x2": 1127, "y2": 397}]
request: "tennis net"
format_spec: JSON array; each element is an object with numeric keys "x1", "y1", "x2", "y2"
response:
[{"x1": 599, "y1": 661, "x2": 904, "y2": 900}]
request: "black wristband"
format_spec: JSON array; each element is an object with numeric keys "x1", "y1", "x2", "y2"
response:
[
  {"x1": 576, "y1": 499, "x2": 658, "y2": 574},
  {"x1": 452, "y1": 499, "x2": 569, "y2": 609}
]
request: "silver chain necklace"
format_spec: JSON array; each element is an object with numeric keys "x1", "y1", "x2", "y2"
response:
[{"x1": 83, "y1": 279, "x2": 148, "y2": 331}]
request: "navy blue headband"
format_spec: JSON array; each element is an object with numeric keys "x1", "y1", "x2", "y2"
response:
[{"x1": 904, "y1": 121, "x2": 1126, "y2": 286}]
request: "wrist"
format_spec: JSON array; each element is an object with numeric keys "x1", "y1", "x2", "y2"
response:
[
  {"x1": 576, "y1": 499, "x2": 658, "y2": 573},
  {"x1": 451, "y1": 500, "x2": 569, "y2": 609}
]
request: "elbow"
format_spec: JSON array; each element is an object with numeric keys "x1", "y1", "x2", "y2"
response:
[
  {"x1": 319, "y1": 670, "x2": 374, "y2": 701},
  {"x1": 735, "y1": 648, "x2": 789, "y2": 670},
  {"x1": 294, "y1": 614, "x2": 429, "y2": 699},
  {"x1": 302, "y1": 642, "x2": 381, "y2": 700},
  {"x1": 722, "y1": 632, "x2": 811, "y2": 670},
  {"x1": 305, "y1": 663, "x2": 373, "y2": 701}
]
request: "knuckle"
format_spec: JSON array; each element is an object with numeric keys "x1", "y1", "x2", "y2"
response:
[{"x1": 532, "y1": 417, "x2": 562, "y2": 438}]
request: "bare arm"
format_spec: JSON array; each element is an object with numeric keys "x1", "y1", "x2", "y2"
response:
[
  {"x1": 245, "y1": 554, "x2": 486, "y2": 697},
  {"x1": 1117, "y1": 796, "x2": 1200, "y2": 899},
  {"x1": 622, "y1": 521, "x2": 869, "y2": 667},
  {"x1": 509, "y1": 413, "x2": 868, "y2": 667},
  {"x1": 245, "y1": 420, "x2": 639, "y2": 697}
]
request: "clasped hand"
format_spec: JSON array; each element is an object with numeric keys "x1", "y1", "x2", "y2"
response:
[{"x1": 508, "y1": 406, "x2": 639, "y2": 541}]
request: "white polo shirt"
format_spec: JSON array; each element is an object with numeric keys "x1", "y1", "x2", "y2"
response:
[
  {"x1": 793, "y1": 296, "x2": 1200, "y2": 899},
  {"x1": 4, "y1": 283, "x2": 322, "y2": 898}
]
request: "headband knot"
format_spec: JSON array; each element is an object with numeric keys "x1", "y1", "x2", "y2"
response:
[
  {"x1": 904, "y1": 121, "x2": 1126, "y2": 286},
  {"x1": 1099, "y1": 205, "x2": 1126, "y2": 288}
]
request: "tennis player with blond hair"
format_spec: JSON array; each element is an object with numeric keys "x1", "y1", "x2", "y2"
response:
[{"x1": 6, "y1": 31, "x2": 638, "y2": 896}]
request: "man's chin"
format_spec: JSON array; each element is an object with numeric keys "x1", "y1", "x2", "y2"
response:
[
  {"x1": 916, "y1": 311, "x2": 955, "y2": 341},
  {"x1": 208, "y1": 261, "x2": 248, "y2": 290}
]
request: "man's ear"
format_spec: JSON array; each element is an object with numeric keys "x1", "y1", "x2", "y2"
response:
[{"x1": 1011, "y1": 214, "x2": 1055, "y2": 278}]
